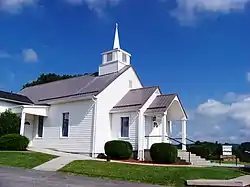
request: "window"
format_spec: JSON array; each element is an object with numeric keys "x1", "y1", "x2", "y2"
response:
[
  {"x1": 62, "y1": 112, "x2": 69, "y2": 137},
  {"x1": 38, "y1": 116, "x2": 44, "y2": 138},
  {"x1": 129, "y1": 80, "x2": 132, "y2": 88},
  {"x1": 122, "y1": 53, "x2": 127, "y2": 62},
  {"x1": 107, "y1": 52, "x2": 113, "y2": 62},
  {"x1": 121, "y1": 117, "x2": 129, "y2": 138}
]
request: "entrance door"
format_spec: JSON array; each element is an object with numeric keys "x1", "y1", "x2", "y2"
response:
[
  {"x1": 148, "y1": 120, "x2": 161, "y2": 148},
  {"x1": 24, "y1": 121, "x2": 33, "y2": 146}
]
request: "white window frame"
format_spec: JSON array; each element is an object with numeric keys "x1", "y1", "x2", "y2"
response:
[
  {"x1": 122, "y1": 53, "x2": 127, "y2": 62},
  {"x1": 106, "y1": 52, "x2": 113, "y2": 62},
  {"x1": 61, "y1": 112, "x2": 70, "y2": 138},
  {"x1": 120, "y1": 116, "x2": 130, "y2": 139},
  {"x1": 36, "y1": 116, "x2": 44, "y2": 138}
]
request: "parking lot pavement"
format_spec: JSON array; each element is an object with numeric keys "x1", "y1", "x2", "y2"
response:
[{"x1": 0, "y1": 167, "x2": 165, "y2": 187}]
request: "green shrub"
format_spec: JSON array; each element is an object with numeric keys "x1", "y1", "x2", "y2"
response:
[
  {"x1": 187, "y1": 145, "x2": 210, "y2": 159},
  {"x1": 0, "y1": 134, "x2": 29, "y2": 151},
  {"x1": 104, "y1": 140, "x2": 132, "y2": 160},
  {"x1": 0, "y1": 110, "x2": 20, "y2": 137},
  {"x1": 150, "y1": 143, "x2": 177, "y2": 164}
]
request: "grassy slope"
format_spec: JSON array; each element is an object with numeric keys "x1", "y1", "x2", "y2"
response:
[
  {"x1": 0, "y1": 151, "x2": 56, "y2": 169},
  {"x1": 61, "y1": 160, "x2": 244, "y2": 187}
]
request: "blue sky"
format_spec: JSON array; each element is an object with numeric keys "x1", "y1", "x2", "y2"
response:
[{"x1": 1, "y1": 0, "x2": 250, "y2": 143}]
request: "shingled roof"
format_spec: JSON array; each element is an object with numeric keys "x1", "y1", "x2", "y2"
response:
[
  {"x1": 145, "y1": 94, "x2": 177, "y2": 113},
  {"x1": 110, "y1": 86, "x2": 159, "y2": 112},
  {"x1": 19, "y1": 65, "x2": 131, "y2": 104},
  {"x1": 0, "y1": 90, "x2": 33, "y2": 104}
]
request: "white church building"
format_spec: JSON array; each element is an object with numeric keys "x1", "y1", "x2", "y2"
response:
[{"x1": 0, "y1": 24, "x2": 188, "y2": 161}]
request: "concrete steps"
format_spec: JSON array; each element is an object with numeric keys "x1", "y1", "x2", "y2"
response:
[{"x1": 178, "y1": 150, "x2": 212, "y2": 166}]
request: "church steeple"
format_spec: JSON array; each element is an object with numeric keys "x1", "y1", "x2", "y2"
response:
[
  {"x1": 113, "y1": 23, "x2": 120, "y2": 49},
  {"x1": 99, "y1": 23, "x2": 131, "y2": 76}
]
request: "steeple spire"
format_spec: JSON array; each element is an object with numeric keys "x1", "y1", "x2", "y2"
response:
[
  {"x1": 113, "y1": 23, "x2": 120, "y2": 49},
  {"x1": 99, "y1": 23, "x2": 131, "y2": 76}
]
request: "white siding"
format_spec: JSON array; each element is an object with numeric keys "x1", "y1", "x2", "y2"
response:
[
  {"x1": 111, "y1": 112, "x2": 138, "y2": 150},
  {"x1": 0, "y1": 100, "x2": 18, "y2": 113},
  {"x1": 139, "y1": 89, "x2": 161, "y2": 151},
  {"x1": 32, "y1": 100, "x2": 94, "y2": 154},
  {"x1": 95, "y1": 67, "x2": 142, "y2": 154}
]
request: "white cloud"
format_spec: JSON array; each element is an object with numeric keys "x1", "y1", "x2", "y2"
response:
[
  {"x1": 0, "y1": 0, "x2": 37, "y2": 13},
  {"x1": 0, "y1": 0, "x2": 121, "y2": 16},
  {"x1": 196, "y1": 94, "x2": 250, "y2": 129},
  {"x1": 196, "y1": 99, "x2": 230, "y2": 117},
  {"x1": 165, "y1": 0, "x2": 250, "y2": 24},
  {"x1": 65, "y1": 0, "x2": 121, "y2": 16},
  {"x1": 187, "y1": 92, "x2": 250, "y2": 143},
  {"x1": 22, "y1": 48, "x2": 38, "y2": 63},
  {"x1": 223, "y1": 92, "x2": 250, "y2": 103}
]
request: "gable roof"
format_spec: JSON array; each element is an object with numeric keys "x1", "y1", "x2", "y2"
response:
[
  {"x1": 110, "y1": 86, "x2": 159, "y2": 112},
  {"x1": 0, "y1": 90, "x2": 33, "y2": 104},
  {"x1": 19, "y1": 65, "x2": 131, "y2": 104},
  {"x1": 145, "y1": 94, "x2": 188, "y2": 118},
  {"x1": 145, "y1": 94, "x2": 177, "y2": 114}
]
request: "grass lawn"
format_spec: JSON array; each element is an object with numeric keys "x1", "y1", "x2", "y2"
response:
[
  {"x1": 211, "y1": 160, "x2": 249, "y2": 165},
  {"x1": 0, "y1": 151, "x2": 56, "y2": 169},
  {"x1": 60, "y1": 160, "x2": 244, "y2": 187}
]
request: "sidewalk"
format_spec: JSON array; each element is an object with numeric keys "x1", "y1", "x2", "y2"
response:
[{"x1": 28, "y1": 147, "x2": 94, "y2": 171}]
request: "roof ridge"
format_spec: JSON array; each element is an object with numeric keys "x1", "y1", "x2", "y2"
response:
[
  {"x1": 20, "y1": 73, "x2": 97, "y2": 91},
  {"x1": 130, "y1": 86, "x2": 159, "y2": 91},
  {"x1": 158, "y1": 93, "x2": 177, "y2": 96}
]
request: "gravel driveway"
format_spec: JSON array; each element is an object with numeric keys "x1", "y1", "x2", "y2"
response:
[{"x1": 0, "y1": 167, "x2": 166, "y2": 187}]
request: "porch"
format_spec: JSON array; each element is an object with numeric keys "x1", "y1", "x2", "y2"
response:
[
  {"x1": 10, "y1": 105, "x2": 49, "y2": 145},
  {"x1": 138, "y1": 94, "x2": 188, "y2": 160}
]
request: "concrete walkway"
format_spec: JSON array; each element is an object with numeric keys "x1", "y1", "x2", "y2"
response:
[
  {"x1": 186, "y1": 175, "x2": 250, "y2": 186},
  {"x1": 28, "y1": 147, "x2": 247, "y2": 171},
  {"x1": 28, "y1": 147, "x2": 94, "y2": 171}
]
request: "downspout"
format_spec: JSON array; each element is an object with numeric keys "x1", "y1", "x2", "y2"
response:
[
  {"x1": 137, "y1": 110, "x2": 141, "y2": 160},
  {"x1": 91, "y1": 96, "x2": 97, "y2": 158}
]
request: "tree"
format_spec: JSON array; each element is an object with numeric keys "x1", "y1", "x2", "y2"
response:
[
  {"x1": 0, "y1": 110, "x2": 20, "y2": 137},
  {"x1": 22, "y1": 73, "x2": 83, "y2": 89}
]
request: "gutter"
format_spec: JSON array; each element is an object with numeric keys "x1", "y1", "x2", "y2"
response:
[
  {"x1": 0, "y1": 97, "x2": 33, "y2": 105},
  {"x1": 91, "y1": 96, "x2": 97, "y2": 157}
]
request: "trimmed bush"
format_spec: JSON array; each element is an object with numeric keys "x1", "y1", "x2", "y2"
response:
[
  {"x1": 150, "y1": 143, "x2": 177, "y2": 164},
  {"x1": 0, "y1": 134, "x2": 29, "y2": 151},
  {"x1": 104, "y1": 140, "x2": 132, "y2": 160},
  {"x1": 0, "y1": 110, "x2": 20, "y2": 137}
]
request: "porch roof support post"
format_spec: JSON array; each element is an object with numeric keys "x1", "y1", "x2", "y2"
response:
[
  {"x1": 181, "y1": 119, "x2": 187, "y2": 151},
  {"x1": 167, "y1": 120, "x2": 173, "y2": 143},
  {"x1": 169, "y1": 121, "x2": 172, "y2": 137},
  {"x1": 162, "y1": 112, "x2": 167, "y2": 143},
  {"x1": 137, "y1": 111, "x2": 145, "y2": 161},
  {"x1": 20, "y1": 111, "x2": 26, "y2": 136}
]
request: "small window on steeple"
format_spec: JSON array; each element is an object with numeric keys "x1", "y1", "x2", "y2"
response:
[
  {"x1": 122, "y1": 53, "x2": 127, "y2": 62},
  {"x1": 107, "y1": 52, "x2": 113, "y2": 62}
]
